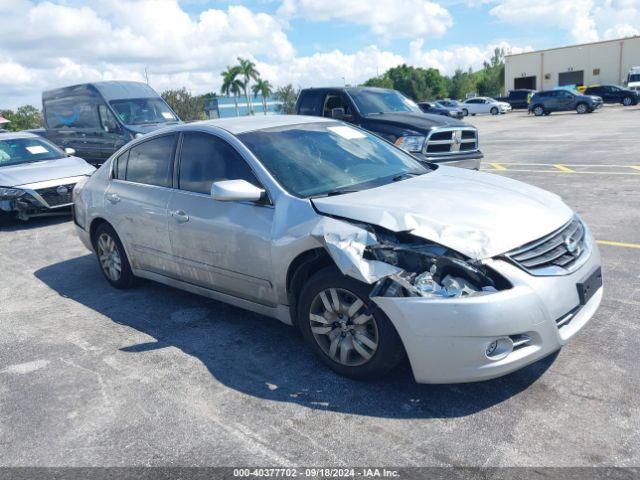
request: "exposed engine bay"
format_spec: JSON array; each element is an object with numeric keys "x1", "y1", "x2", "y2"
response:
[{"x1": 312, "y1": 216, "x2": 510, "y2": 299}]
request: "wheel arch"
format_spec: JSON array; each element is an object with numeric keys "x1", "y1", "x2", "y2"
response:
[
  {"x1": 89, "y1": 217, "x2": 111, "y2": 247},
  {"x1": 286, "y1": 248, "x2": 335, "y2": 326}
]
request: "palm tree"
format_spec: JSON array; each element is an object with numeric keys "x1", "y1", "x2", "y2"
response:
[
  {"x1": 220, "y1": 66, "x2": 243, "y2": 117},
  {"x1": 236, "y1": 57, "x2": 260, "y2": 115},
  {"x1": 252, "y1": 79, "x2": 273, "y2": 115}
]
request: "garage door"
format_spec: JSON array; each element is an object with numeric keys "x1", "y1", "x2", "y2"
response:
[
  {"x1": 514, "y1": 76, "x2": 536, "y2": 89},
  {"x1": 558, "y1": 71, "x2": 584, "y2": 87}
]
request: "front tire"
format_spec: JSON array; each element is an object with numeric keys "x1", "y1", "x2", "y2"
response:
[
  {"x1": 532, "y1": 105, "x2": 545, "y2": 116},
  {"x1": 490, "y1": 107, "x2": 499, "y2": 115},
  {"x1": 576, "y1": 102, "x2": 589, "y2": 114},
  {"x1": 622, "y1": 96, "x2": 633, "y2": 106},
  {"x1": 462, "y1": 108, "x2": 468, "y2": 116},
  {"x1": 297, "y1": 267, "x2": 404, "y2": 380},
  {"x1": 93, "y1": 223, "x2": 136, "y2": 289}
]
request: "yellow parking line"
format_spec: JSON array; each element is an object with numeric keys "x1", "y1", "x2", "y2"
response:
[
  {"x1": 553, "y1": 164, "x2": 575, "y2": 173},
  {"x1": 597, "y1": 240, "x2": 640, "y2": 249},
  {"x1": 489, "y1": 163, "x2": 507, "y2": 171}
]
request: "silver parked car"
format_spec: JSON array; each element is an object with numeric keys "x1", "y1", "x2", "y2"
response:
[
  {"x1": 73, "y1": 116, "x2": 603, "y2": 383},
  {"x1": 0, "y1": 132, "x2": 95, "y2": 220}
]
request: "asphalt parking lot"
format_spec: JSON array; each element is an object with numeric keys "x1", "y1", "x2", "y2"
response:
[{"x1": 0, "y1": 105, "x2": 639, "y2": 467}]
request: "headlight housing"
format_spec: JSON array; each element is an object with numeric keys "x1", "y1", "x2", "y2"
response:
[
  {"x1": 0, "y1": 187, "x2": 25, "y2": 200},
  {"x1": 365, "y1": 228, "x2": 510, "y2": 299},
  {"x1": 394, "y1": 135, "x2": 426, "y2": 153}
]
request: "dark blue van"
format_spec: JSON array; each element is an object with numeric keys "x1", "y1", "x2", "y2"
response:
[{"x1": 41, "y1": 81, "x2": 181, "y2": 166}]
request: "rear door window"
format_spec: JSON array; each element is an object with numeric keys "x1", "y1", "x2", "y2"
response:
[
  {"x1": 125, "y1": 134, "x2": 177, "y2": 187},
  {"x1": 113, "y1": 150, "x2": 129, "y2": 180}
]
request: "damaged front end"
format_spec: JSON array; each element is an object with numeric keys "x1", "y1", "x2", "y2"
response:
[
  {"x1": 312, "y1": 217, "x2": 510, "y2": 299},
  {"x1": 0, "y1": 187, "x2": 69, "y2": 221}
]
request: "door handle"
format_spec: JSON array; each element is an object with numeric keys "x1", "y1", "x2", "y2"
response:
[
  {"x1": 106, "y1": 193, "x2": 120, "y2": 204},
  {"x1": 171, "y1": 210, "x2": 189, "y2": 223}
]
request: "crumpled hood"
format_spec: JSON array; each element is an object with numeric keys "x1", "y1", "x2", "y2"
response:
[
  {"x1": 311, "y1": 166, "x2": 574, "y2": 259},
  {"x1": 0, "y1": 156, "x2": 95, "y2": 187},
  {"x1": 365, "y1": 111, "x2": 468, "y2": 132}
]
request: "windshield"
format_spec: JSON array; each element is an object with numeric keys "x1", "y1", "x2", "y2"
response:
[
  {"x1": 348, "y1": 89, "x2": 421, "y2": 115},
  {"x1": 238, "y1": 122, "x2": 428, "y2": 198},
  {"x1": 629, "y1": 74, "x2": 640, "y2": 83},
  {"x1": 109, "y1": 98, "x2": 177, "y2": 125},
  {"x1": 437, "y1": 100, "x2": 458, "y2": 108},
  {"x1": 0, "y1": 137, "x2": 64, "y2": 166}
]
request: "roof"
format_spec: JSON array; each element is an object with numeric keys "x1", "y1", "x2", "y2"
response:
[
  {"x1": 195, "y1": 115, "x2": 336, "y2": 134},
  {"x1": 506, "y1": 35, "x2": 640, "y2": 58},
  {"x1": 43, "y1": 81, "x2": 160, "y2": 101},
  {"x1": 0, "y1": 131, "x2": 39, "y2": 140},
  {"x1": 0, "y1": 116, "x2": 9, "y2": 124}
]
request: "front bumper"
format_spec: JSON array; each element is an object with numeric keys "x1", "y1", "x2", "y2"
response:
[
  {"x1": 415, "y1": 150, "x2": 483, "y2": 170},
  {"x1": 372, "y1": 240, "x2": 602, "y2": 384},
  {"x1": 0, "y1": 175, "x2": 86, "y2": 219}
]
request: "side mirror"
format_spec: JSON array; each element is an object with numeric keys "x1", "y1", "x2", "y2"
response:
[
  {"x1": 64, "y1": 147, "x2": 76, "y2": 156},
  {"x1": 211, "y1": 179, "x2": 265, "y2": 202},
  {"x1": 331, "y1": 107, "x2": 346, "y2": 120}
]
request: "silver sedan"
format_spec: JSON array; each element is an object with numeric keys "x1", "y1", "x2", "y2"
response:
[
  {"x1": 1, "y1": 132, "x2": 95, "y2": 220},
  {"x1": 73, "y1": 115, "x2": 603, "y2": 383}
]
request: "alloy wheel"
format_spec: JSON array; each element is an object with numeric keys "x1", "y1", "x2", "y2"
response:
[
  {"x1": 623, "y1": 97, "x2": 632, "y2": 106},
  {"x1": 97, "y1": 233, "x2": 122, "y2": 282},
  {"x1": 577, "y1": 103, "x2": 588, "y2": 114},
  {"x1": 309, "y1": 288, "x2": 379, "y2": 367}
]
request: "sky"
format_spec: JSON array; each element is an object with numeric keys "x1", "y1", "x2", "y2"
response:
[{"x1": 1, "y1": 0, "x2": 639, "y2": 108}]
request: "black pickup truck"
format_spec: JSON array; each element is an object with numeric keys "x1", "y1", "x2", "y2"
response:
[
  {"x1": 494, "y1": 89, "x2": 535, "y2": 109},
  {"x1": 295, "y1": 87, "x2": 483, "y2": 169}
]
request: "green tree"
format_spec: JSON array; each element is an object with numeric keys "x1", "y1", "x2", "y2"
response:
[
  {"x1": 236, "y1": 57, "x2": 260, "y2": 115},
  {"x1": 448, "y1": 68, "x2": 477, "y2": 100},
  {"x1": 362, "y1": 75, "x2": 394, "y2": 89},
  {"x1": 362, "y1": 64, "x2": 448, "y2": 101},
  {"x1": 251, "y1": 79, "x2": 273, "y2": 115},
  {"x1": 273, "y1": 84, "x2": 299, "y2": 114},
  {"x1": 0, "y1": 105, "x2": 43, "y2": 131},
  {"x1": 476, "y1": 47, "x2": 505, "y2": 97},
  {"x1": 161, "y1": 87, "x2": 204, "y2": 121},
  {"x1": 220, "y1": 66, "x2": 244, "y2": 116}
]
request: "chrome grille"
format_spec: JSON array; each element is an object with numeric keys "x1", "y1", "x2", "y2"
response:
[
  {"x1": 35, "y1": 183, "x2": 75, "y2": 207},
  {"x1": 506, "y1": 217, "x2": 587, "y2": 275},
  {"x1": 424, "y1": 128, "x2": 478, "y2": 156}
]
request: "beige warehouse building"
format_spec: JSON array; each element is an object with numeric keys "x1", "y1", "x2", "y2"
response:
[{"x1": 504, "y1": 36, "x2": 640, "y2": 92}]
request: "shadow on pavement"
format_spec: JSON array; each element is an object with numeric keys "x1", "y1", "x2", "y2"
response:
[
  {"x1": 0, "y1": 212, "x2": 71, "y2": 231},
  {"x1": 35, "y1": 254, "x2": 556, "y2": 419}
]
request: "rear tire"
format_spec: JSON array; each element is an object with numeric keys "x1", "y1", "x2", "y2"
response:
[
  {"x1": 532, "y1": 105, "x2": 545, "y2": 116},
  {"x1": 93, "y1": 223, "x2": 136, "y2": 289},
  {"x1": 576, "y1": 102, "x2": 588, "y2": 114},
  {"x1": 297, "y1": 267, "x2": 405, "y2": 380}
]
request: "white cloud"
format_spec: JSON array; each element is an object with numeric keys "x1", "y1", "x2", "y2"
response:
[
  {"x1": 278, "y1": 0, "x2": 453, "y2": 39},
  {"x1": 487, "y1": 0, "x2": 640, "y2": 43},
  {"x1": 0, "y1": 0, "x2": 549, "y2": 110},
  {"x1": 489, "y1": 0, "x2": 599, "y2": 43},
  {"x1": 409, "y1": 39, "x2": 532, "y2": 74}
]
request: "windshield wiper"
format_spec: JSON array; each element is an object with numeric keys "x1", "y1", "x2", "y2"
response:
[
  {"x1": 312, "y1": 188, "x2": 362, "y2": 198},
  {"x1": 392, "y1": 171, "x2": 425, "y2": 182}
]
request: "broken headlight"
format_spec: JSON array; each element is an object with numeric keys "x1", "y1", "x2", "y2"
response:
[
  {"x1": 0, "y1": 187, "x2": 26, "y2": 200},
  {"x1": 365, "y1": 228, "x2": 507, "y2": 299}
]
